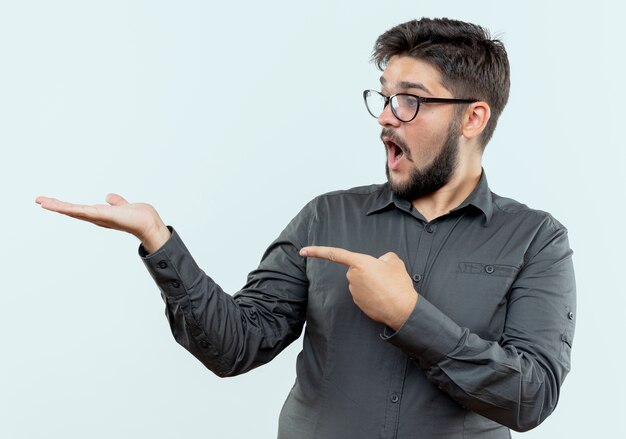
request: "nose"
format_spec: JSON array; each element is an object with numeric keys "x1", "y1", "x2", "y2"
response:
[{"x1": 377, "y1": 103, "x2": 401, "y2": 128}]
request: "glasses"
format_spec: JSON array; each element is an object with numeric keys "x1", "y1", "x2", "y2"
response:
[{"x1": 363, "y1": 90, "x2": 478, "y2": 123}]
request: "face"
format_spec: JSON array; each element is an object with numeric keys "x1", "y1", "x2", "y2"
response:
[{"x1": 378, "y1": 56, "x2": 462, "y2": 200}]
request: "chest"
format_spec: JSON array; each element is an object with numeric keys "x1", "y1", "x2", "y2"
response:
[{"x1": 305, "y1": 210, "x2": 525, "y2": 340}]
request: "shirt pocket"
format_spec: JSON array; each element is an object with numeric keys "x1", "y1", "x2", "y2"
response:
[
  {"x1": 446, "y1": 262, "x2": 520, "y2": 338},
  {"x1": 457, "y1": 262, "x2": 520, "y2": 278}
]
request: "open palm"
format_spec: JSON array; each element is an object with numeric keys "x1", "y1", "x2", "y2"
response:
[{"x1": 35, "y1": 193, "x2": 170, "y2": 253}]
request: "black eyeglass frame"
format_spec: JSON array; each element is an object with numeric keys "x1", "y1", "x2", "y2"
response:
[{"x1": 363, "y1": 89, "x2": 478, "y2": 123}]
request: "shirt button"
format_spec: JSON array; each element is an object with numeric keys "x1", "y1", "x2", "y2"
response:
[
  {"x1": 157, "y1": 261, "x2": 168, "y2": 269},
  {"x1": 390, "y1": 393, "x2": 399, "y2": 403},
  {"x1": 568, "y1": 311, "x2": 574, "y2": 320},
  {"x1": 412, "y1": 274, "x2": 422, "y2": 282},
  {"x1": 199, "y1": 340, "x2": 209, "y2": 348},
  {"x1": 425, "y1": 225, "x2": 434, "y2": 233},
  {"x1": 485, "y1": 265, "x2": 494, "y2": 274},
  {"x1": 171, "y1": 280, "x2": 180, "y2": 288}
]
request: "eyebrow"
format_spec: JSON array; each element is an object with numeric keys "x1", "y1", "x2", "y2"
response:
[{"x1": 379, "y1": 76, "x2": 433, "y2": 95}]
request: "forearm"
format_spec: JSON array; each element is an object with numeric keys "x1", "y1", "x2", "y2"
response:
[
  {"x1": 385, "y1": 296, "x2": 564, "y2": 431},
  {"x1": 384, "y1": 229, "x2": 576, "y2": 431},
  {"x1": 140, "y1": 227, "x2": 309, "y2": 377}
]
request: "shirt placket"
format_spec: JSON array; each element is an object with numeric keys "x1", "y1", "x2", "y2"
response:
[
  {"x1": 381, "y1": 218, "x2": 439, "y2": 438},
  {"x1": 411, "y1": 221, "x2": 438, "y2": 296},
  {"x1": 381, "y1": 356, "x2": 409, "y2": 439}
]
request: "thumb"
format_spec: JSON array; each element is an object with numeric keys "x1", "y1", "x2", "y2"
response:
[
  {"x1": 106, "y1": 193, "x2": 129, "y2": 206},
  {"x1": 378, "y1": 251, "x2": 400, "y2": 262}
]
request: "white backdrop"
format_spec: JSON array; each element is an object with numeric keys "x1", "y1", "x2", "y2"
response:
[{"x1": 2, "y1": 1, "x2": 624, "y2": 437}]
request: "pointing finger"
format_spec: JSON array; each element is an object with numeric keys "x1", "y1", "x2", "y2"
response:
[{"x1": 299, "y1": 246, "x2": 369, "y2": 267}]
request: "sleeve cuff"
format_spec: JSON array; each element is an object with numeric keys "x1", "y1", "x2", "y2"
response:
[
  {"x1": 138, "y1": 226, "x2": 204, "y2": 299},
  {"x1": 138, "y1": 225, "x2": 173, "y2": 257},
  {"x1": 381, "y1": 295, "x2": 465, "y2": 368}
]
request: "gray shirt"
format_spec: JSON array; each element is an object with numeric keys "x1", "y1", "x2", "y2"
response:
[{"x1": 140, "y1": 172, "x2": 576, "y2": 438}]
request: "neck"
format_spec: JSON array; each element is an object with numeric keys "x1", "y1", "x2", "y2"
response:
[{"x1": 412, "y1": 162, "x2": 482, "y2": 223}]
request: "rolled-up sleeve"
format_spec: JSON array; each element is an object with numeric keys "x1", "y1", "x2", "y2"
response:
[{"x1": 383, "y1": 218, "x2": 576, "y2": 432}]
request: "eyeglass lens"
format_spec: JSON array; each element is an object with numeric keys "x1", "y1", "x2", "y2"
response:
[{"x1": 364, "y1": 91, "x2": 418, "y2": 122}]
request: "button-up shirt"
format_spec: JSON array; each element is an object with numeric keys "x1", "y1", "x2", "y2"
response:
[{"x1": 140, "y1": 173, "x2": 576, "y2": 438}]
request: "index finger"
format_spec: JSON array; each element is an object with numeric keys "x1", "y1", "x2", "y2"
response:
[{"x1": 299, "y1": 246, "x2": 369, "y2": 266}]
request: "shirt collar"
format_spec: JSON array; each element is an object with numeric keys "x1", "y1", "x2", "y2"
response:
[
  {"x1": 450, "y1": 170, "x2": 493, "y2": 225},
  {"x1": 365, "y1": 170, "x2": 493, "y2": 225},
  {"x1": 365, "y1": 184, "x2": 410, "y2": 216}
]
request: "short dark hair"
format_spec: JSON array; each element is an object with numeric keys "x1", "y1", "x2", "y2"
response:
[{"x1": 372, "y1": 18, "x2": 510, "y2": 148}]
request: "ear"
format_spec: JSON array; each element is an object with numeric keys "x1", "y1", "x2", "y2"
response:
[{"x1": 460, "y1": 101, "x2": 491, "y2": 141}]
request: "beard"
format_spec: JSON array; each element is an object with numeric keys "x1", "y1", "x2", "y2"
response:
[{"x1": 383, "y1": 119, "x2": 460, "y2": 201}]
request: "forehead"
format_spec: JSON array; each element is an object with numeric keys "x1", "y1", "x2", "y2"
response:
[{"x1": 380, "y1": 56, "x2": 447, "y2": 95}]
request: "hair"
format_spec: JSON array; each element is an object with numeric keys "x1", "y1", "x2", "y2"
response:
[{"x1": 372, "y1": 18, "x2": 510, "y2": 149}]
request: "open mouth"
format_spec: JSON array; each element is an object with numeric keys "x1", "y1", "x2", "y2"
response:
[
  {"x1": 381, "y1": 131, "x2": 410, "y2": 170},
  {"x1": 386, "y1": 140, "x2": 404, "y2": 160},
  {"x1": 383, "y1": 136, "x2": 409, "y2": 168}
]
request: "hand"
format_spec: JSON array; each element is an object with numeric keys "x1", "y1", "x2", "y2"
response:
[
  {"x1": 300, "y1": 246, "x2": 418, "y2": 331},
  {"x1": 35, "y1": 193, "x2": 171, "y2": 253}
]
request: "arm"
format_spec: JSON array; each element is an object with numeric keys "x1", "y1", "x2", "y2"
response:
[
  {"x1": 302, "y1": 219, "x2": 576, "y2": 431},
  {"x1": 140, "y1": 216, "x2": 310, "y2": 376},
  {"x1": 36, "y1": 193, "x2": 312, "y2": 377}
]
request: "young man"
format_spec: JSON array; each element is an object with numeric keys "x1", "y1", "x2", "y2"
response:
[{"x1": 37, "y1": 18, "x2": 576, "y2": 438}]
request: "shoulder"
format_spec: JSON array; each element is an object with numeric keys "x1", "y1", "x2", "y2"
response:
[
  {"x1": 279, "y1": 184, "x2": 388, "y2": 242},
  {"x1": 315, "y1": 183, "x2": 387, "y2": 199},
  {"x1": 289, "y1": 183, "x2": 387, "y2": 223},
  {"x1": 489, "y1": 191, "x2": 573, "y2": 263},
  {"x1": 307, "y1": 183, "x2": 388, "y2": 209},
  {"x1": 490, "y1": 191, "x2": 567, "y2": 233},
  {"x1": 294, "y1": 183, "x2": 390, "y2": 224}
]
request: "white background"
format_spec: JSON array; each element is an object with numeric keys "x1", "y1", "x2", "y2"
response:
[{"x1": 1, "y1": 0, "x2": 624, "y2": 437}]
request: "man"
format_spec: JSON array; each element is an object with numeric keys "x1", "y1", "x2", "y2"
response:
[{"x1": 36, "y1": 17, "x2": 576, "y2": 438}]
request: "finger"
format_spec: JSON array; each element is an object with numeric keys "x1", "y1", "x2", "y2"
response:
[
  {"x1": 106, "y1": 193, "x2": 129, "y2": 206},
  {"x1": 36, "y1": 197, "x2": 79, "y2": 213},
  {"x1": 299, "y1": 246, "x2": 368, "y2": 266},
  {"x1": 35, "y1": 196, "x2": 63, "y2": 206},
  {"x1": 62, "y1": 205, "x2": 104, "y2": 220},
  {"x1": 35, "y1": 196, "x2": 46, "y2": 205},
  {"x1": 378, "y1": 251, "x2": 399, "y2": 262},
  {"x1": 37, "y1": 197, "x2": 105, "y2": 221}
]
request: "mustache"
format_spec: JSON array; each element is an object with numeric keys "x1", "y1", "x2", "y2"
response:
[{"x1": 380, "y1": 128, "x2": 412, "y2": 161}]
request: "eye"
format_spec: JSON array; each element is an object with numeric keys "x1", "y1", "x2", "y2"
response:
[{"x1": 396, "y1": 94, "x2": 419, "y2": 107}]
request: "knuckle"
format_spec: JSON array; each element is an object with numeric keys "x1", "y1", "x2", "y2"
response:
[{"x1": 380, "y1": 251, "x2": 397, "y2": 261}]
